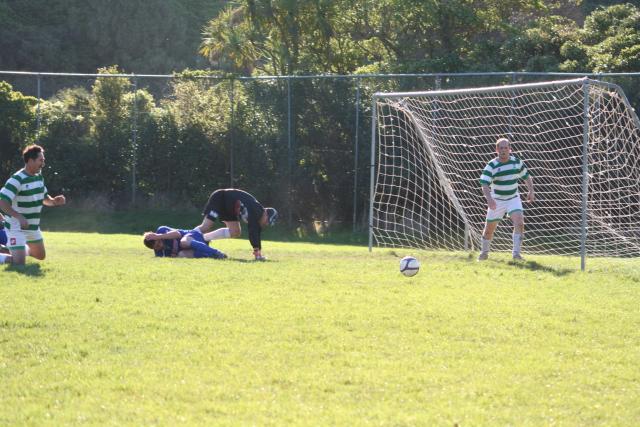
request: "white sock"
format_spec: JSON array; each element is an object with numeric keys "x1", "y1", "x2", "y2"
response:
[
  {"x1": 0, "y1": 254, "x2": 10, "y2": 264},
  {"x1": 481, "y1": 238, "x2": 491, "y2": 253},
  {"x1": 204, "y1": 228, "x2": 231, "y2": 242},
  {"x1": 513, "y1": 233, "x2": 523, "y2": 255}
]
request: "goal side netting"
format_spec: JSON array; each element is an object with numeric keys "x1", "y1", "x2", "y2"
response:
[{"x1": 370, "y1": 78, "x2": 640, "y2": 257}]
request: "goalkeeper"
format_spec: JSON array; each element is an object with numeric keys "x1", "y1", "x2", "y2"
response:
[
  {"x1": 478, "y1": 137, "x2": 534, "y2": 261},
  {"x1": 194, "y1": 188, "x2": 278, "y2": 261}
]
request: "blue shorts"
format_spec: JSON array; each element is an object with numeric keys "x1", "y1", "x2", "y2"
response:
[{"x1": 0, "y1": 228, "x2": 6, "y2": 246}]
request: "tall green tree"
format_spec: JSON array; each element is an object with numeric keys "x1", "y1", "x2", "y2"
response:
[
  {"x1": 0, "y1": 0, "x2": 223, "y2": 73},
  {"x1": 0, "y1": 81, "x2": 36, "y2": 179}
]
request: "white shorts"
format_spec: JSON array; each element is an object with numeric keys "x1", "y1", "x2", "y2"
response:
[
  {"x1": 486, "y1": 197, "x2": 523, "y2": 222},
  {"x1": 6, "y1": 229, "x2": 43, "y2": 250}
]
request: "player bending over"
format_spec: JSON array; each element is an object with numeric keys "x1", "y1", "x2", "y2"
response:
[
  {"x1": 143, "y1": 226, "x2": 227, "y2": 259},
  {"x1": 478, "y1": 137, "x2": 534, "y2": 261},
  {"x1": 194, "y1": 188, "x2": 278, "y2": 261}
]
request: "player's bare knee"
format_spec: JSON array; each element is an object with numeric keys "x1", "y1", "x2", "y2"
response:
[{"x1": 180, "y1": 235, "x2": 193, "y2": 248}]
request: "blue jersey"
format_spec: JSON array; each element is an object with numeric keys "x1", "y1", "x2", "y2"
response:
[
  {"x1": 0, "y1": 228, "x2": 6, "y2": 246},
  {"x1": 154, "y1": 226, "x2": 190, "y2": 257}
]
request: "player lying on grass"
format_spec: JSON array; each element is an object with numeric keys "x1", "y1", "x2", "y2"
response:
[
  {"x1": 143, "y1": 226, "x2": 227, "y2": 259},
  {"x1": 194, "y1": 188, "x2": 278, "y2": 261}
]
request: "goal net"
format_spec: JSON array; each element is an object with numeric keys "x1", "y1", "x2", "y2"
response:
[{"x1": 370, "y1": 78, "x2": 640, "y2": 258}]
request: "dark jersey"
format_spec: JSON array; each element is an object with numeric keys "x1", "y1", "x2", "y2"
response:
[
  {"x1": 154, "y1": 226, "x2": 189, "y2": 257},
  {"x1": 202, "y1": 189, "x2": 265, "y2": 250}
]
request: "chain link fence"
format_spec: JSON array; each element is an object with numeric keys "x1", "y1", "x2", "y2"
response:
[{"x1": 1, "y1": 71, "x2": 639, "y2": 232}]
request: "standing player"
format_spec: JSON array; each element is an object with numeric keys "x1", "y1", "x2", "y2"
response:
[
  {"x1": 194, "y1": 188, "x2": 278, "y2": 261},
  {"x1": 0, "y1": 145, "x2": 66, "y2": 265},
  {"x1": 143, "y1": 225, "x2": 227, "y2": 259},
  {"x1": 478, "y1": 137, "x2": 534, "y2": 261}
]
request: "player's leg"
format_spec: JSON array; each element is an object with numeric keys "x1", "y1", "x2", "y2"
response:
[
  {"x1": 478, "y1": 221, "x2": 499, "y2": 260},
  {"x1": 195, "y1": 217, "x2": 216, "y2": 234},
  {"x1": 5, "y1": 230, "x2": 27, "y2": 265},
  {"x1": 180, "y1": 231, "x2": 226, "y2": 259},
  {"x1": 204, "y1": 221, "x2": 241, "y2": 241},
  {"x1": 510, "y1": 212, "x2": 525, "y2": 260},
  {"x1": 25, "y1": 230, "x2": 46, "y2": 260},
  {"x1": 26, "y1": 243, "x2": 45, "y2": 260},
  {"x1": 197, "y1": 190, "x2": 225, "y2": 233},
  {"x1": 479, "y1": 202, "x2": 505, "y2": 260},
  {"x1": 177, "y1": 249, "x2": 195, "y2": 258},
  {"x1": 507, "y1": 198, "x2": 525, "y2": 260}
]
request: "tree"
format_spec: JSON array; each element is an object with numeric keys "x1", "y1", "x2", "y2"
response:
[{"x1": 0, "y1": 81, "x2": 36, "y2": 179}]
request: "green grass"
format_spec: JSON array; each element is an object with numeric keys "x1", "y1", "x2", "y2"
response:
[{"x1": 1, "y1": 232, "x2": 640, "y2": 425}]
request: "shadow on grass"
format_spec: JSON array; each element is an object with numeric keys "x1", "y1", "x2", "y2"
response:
[
  {"x1": 507, "y1": 259, "x2": 575, "y2": 277},
  {"x1": 4, "y1": 263, "x2": 44, "y2": 277},
  {"x1": 225, "y1": 258, "x2": 278, "y2": 264},
  {"x1": 386, "y1": 250, "x2": 577, "y2": 277}
]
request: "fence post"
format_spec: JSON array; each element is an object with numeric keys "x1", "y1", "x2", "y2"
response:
[
  {"x1": 353, "y1": 77, "x2": 361, "y2": 232},
  {"x1": 580, "y1": 79, "x2": 590, "y2": 271},
  {"x1": 229, "y1": 78, "x2": 235, "y2": 187},
  {"x1": 287, "y1": 76, "x2": 293, "y2": 226},
  {"x1": 131, "y1": 76, "x2": 138, "y2": 205},
  {"x1": 36, "y1": 74, "x2": 42, "y2": 143}
]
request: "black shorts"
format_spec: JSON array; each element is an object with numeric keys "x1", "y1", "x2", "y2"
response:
[{"x1": 202, "y1": 190, "x2": 239, "y2": 222}]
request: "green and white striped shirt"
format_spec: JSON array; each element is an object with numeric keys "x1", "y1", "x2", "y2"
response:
[
  {"x1": 0, "y1": 169, "x2": 48, "y2": 231},
  {"x1": 479, "y1": 155, "x2": 530, "y2": 201}
]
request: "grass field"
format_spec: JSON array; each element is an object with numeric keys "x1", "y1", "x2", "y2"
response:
[{"x1": 2, "y1": 229, "x2": 640, "y2": 425}]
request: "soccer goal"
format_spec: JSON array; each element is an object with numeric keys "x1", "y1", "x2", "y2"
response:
[{"x1": 369, "y1": 78, "x2": 640, "y2": 268}]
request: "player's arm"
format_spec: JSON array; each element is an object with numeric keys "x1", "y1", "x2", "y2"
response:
[
  {"x1": 519, "y1": 161, "x2": 534, "y2": 202},
  {"x1": 145, "y1": 226, "x2": 182, "y2": 241},
  {"x1": 247, "y1": 222, "x2": 266, "y2": 260},
  {"x1": 524, "y1": 175, "x2": 534, "y2": 202},
  {"x1": 0, "y1": 199, "x2": 28, "y2": 229},
  {"x1": 481, "y1": 184, "x2": 496, "y2": 210},
  {"x1": 479, "y1": 165, "x2": 496, "y2": 210}
]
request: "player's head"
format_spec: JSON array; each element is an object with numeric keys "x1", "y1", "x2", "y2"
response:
[
  {"x1": 495, "y1": 137, "x2": 511, "y2": 160},
  {"x1": 23, "y1": 144, "x2": 45, "y2": 173},
  {"x1": 143, "y1": 233, "x2": 163, "y2": 252},
  {"x1": 264, "y1": 207, "x2": 278, "y2": 226}
]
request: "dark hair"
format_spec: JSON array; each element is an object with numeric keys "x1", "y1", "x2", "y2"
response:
[
  {"x1": 143, "y1": 235, "x2": 155, "y2": 249},
  {"x1": 23, "y1": 144, "x2": 43, "y2": 163}
]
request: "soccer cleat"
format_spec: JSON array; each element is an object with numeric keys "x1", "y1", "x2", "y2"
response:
[
  {"x1": 477, "y1": 252, "x2": 488, "y2": 261},
  {"x1": 512, "y1": 254, "x2": 525, "y2": 261}
]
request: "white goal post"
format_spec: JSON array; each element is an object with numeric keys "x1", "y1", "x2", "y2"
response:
[{"x1": 369, "y1": 78, "x2": 640, "y2": 268}]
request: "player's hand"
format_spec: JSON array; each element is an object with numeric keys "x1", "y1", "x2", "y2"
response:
[
  {"x1": 487, "y1": 198, "x2": 497, "y2": 210},
  {"x1": 53, "y1": 195, "x2": 66, "y2": 206},
  {"x1": 527, "y1": 191, "x2": 535, "y2": 203},
  {"x1": 144, "y1": 232, "x2": 158, "y2": 241},
  {"x1": 18, "y1": 214, "x2": 29, "y2": 230}
]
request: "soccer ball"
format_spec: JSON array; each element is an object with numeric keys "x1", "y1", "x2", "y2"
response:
[{"x1": 399, "y1": 256, "x2": 420, "y2": 277}]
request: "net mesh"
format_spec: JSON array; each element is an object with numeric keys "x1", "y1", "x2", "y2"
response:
[{"x1": 372, "y1": 79, "x2": 640, "y2": 257}]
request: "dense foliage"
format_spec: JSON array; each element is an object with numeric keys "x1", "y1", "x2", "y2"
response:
[{"x1": 0, "y1": 2, "x2": 638, "y2": 225}]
